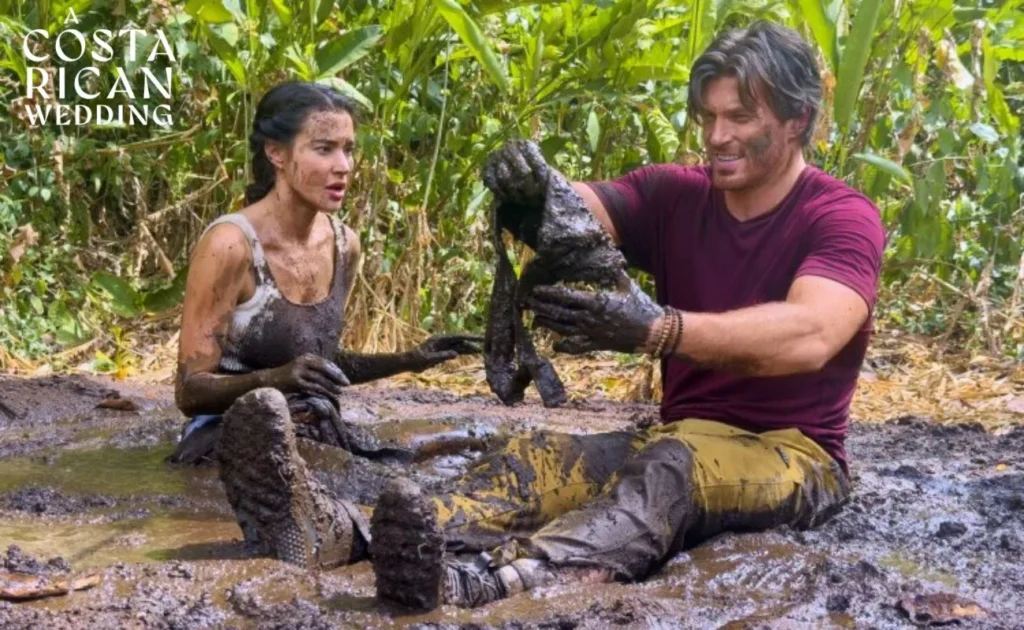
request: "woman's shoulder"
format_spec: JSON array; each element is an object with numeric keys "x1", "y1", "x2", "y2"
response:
[
  {"x1": 193, "y1": 214, "x2": 255, "y2": 267},
  {"x1": 326, "y1": 214, "x2": 360, "y2": 259}
]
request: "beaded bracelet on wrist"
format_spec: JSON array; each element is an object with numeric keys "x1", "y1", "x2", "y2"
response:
[
  {"x1": 661, "y1": 308, "x2": 683, "y2": 358},
  {"x1": 650, "y1": 313, "x2": 671, "y2": 357}
]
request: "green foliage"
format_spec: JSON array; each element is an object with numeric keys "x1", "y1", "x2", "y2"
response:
[{"x1": 0, "y1": 0, "x2": 1021, "y2": 363}]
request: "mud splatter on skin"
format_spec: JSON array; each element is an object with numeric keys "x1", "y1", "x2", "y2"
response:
[
  {"x1": 696, "y1": 75, "x2": 812, "y2": 203},
  {"x1": 272, "y1": 110, "x2": 355, "y2": 214},
  {"x1": 744, "y1": 127, "x2": 774, "y2": 163}
]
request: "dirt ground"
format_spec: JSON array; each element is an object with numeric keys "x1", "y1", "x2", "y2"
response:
[{"x1": 0, "y1": 374, "x2": 1021, "y2": 629}]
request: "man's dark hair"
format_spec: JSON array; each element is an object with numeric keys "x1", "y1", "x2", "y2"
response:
[{"x1": 688, "y1": 20, "x2": 822, "y2": 145}]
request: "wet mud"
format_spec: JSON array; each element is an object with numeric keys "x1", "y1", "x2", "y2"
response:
[
  {"x1": 483, "y1": 141, "x2": 629, "y2": 408},
  {"x1": 0, "y1": 375, "x2": 1021, "y2": 628}
]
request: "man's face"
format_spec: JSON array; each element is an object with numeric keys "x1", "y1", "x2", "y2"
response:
[{"x1": 699, "y1": 76, "x2": 801, "y2": 191}]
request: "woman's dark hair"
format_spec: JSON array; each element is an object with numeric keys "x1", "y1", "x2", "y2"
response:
[
  {"x1": 245, "y1": 81, "x2": 357, "y2": 205},
  {"x1": 688, "y1": 20, "x2": 821, "y2": 146}
]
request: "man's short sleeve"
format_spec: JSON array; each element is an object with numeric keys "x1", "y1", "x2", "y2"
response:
[
  {"x1": 796, "y1": 198, "x2": 886, "y2": 314},
  {"x1": 584, "y1": 164, "x2": 703, "y2": 274}
]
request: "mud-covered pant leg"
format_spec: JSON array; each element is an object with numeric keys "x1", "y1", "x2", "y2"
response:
[
  {"x1": 518, "y1": 419, "x2": 851, "y2": 581},
  {"x1": 431, "y1": 430, "x2": 638, "y2": 553}
]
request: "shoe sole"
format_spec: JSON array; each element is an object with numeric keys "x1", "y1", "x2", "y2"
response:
[
  {"x1": 217, "y1": 388, "x2": 329, "y2": 569},
  {"x1": 369, "y1": 478, "x2": 445, "y2": 609}
]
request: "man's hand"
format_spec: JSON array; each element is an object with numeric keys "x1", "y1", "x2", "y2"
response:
[
  {"x1": 265, "y1": 353, "x2": 350, "y2": 398},
  {"x1": 524, "y1": 284, "x2": 664, "y2": 354},
  {"x1": 483, "y1": 140, "x2": 550, "y2": 204},
  {"x1": 409, "y1": 334, "x2": 484, "y2": 372},
  {"x1": 483, "y1": 140, "x2": 558, "y2": 248}
]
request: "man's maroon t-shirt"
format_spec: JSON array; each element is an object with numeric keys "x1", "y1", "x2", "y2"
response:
[{"x1": 587, "y1": 165, "x2": 885, "y2": 472}]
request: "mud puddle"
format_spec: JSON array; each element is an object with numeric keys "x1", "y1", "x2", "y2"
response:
[{"x1": 0, "y1": 375, "x2": 1021, "y2": 628}]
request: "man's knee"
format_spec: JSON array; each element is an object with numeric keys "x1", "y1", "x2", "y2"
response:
[
  {"x1": 603, "y1": 437, "x2": 696, "y2": 528},
  {"x1": 618, "y1": 436, "x2": 695, "y2": 486}
]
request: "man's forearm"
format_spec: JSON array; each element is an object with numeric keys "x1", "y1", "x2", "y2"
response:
[
  {"x1": 667, "y1": 302, "x2": 829, "y2": 376},
  {"x1": 334, "y1": 350, "x2": 426, "y2": 385}
]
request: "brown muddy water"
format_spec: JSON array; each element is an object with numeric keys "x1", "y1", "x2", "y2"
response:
[{"x1": 0, "y1": 375, "x2": 1021, "y2": 629}]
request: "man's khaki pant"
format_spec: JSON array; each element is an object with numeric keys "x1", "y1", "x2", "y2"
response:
[{"x1": 420, "y1": 419, "x2": 850, "y2": 580}]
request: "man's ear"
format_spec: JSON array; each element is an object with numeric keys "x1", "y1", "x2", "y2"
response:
[
  {"x1": 787, "y1": 109, "x2": 811, "y2": 142},
  {"x1": 264, "y1": 140, "x2": 286, "y2": 170}
]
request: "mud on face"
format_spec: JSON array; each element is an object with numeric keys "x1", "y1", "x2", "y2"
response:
[{"x1": 270, "y1": 110, "x2": 355, "y2": 212}]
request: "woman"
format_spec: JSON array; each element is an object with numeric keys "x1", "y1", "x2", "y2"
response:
[{"x1": 170, "y1": 81, "x2": 480, "y2": 464}]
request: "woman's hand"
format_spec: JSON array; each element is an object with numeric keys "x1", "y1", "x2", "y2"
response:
[
  {"x1": 265, "y1": 353, "x2": 350, "y2": 397},
  {"x1": 408, "y1": 334, "x2": 484, "y2": 372}
]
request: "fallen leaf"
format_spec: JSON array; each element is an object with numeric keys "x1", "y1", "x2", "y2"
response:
[
  {"x1": 6, "y1": 224, "x2": 39, "y2": 266},
  {"x1": 0, "y1": 571, "x2": 101, "y2": 601},
  {"x1": 0, "y1": 572, "x2": 69, "y2": 601},
  {"x1": 70, "y1": 573, "x2": 101, "y2": 592}
]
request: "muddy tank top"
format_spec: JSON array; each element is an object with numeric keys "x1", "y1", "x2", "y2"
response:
[{"x1": 198, "y1": 213, "x2": 351, "y2": 374}]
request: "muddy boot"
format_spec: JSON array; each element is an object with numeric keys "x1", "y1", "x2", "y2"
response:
[
  {"x1": 370, "y1": 478, "x2": 539, "y2": 609},
  {"x1": 216, "y1": 388, "x2": 365, "y2": 570},
  {"x1": 370, "y1": 478, "x2": 447, "y2": 608}
]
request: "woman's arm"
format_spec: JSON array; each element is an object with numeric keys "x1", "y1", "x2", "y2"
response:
[
  {"x1": 175, "y1": 225, "x2": 348, "y2": 416},
  {"x1": 175, "y1": 224, "x2": 271, "y2": 416},
  {"x1": 334, "y1": 333, "x2": 482, "y2": 384}
]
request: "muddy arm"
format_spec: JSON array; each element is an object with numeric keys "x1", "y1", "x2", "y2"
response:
[
  {"x1": 177, "y1": 353, "x2": 349, "y2": 416},
  {"x1": 176, "y1": 369, "x2": 279, "y2": 417},
  {"x1": 333, "y1": 351, "x2": 432, "y2": 384},
  {"x1": 176, "y1": 224, "x2": 282, "y2": 417},
  {"x1": 335, "y1": 334, "x2": 482, "y2": 385}
]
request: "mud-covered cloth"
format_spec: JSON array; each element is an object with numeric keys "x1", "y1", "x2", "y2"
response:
[
  {"x1": 482, "y1": 205, "x2": 568, "y2": 409},
  {"x1": 427, "y1": 419, "x2": 849, "y2": 581},
  {"x1": 482, "y1": 140, "x2": 631, "y2": 409}
]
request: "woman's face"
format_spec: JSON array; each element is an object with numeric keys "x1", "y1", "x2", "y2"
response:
[{"x1": 273, "y1": 110, "x2": 355, "y2": 211}]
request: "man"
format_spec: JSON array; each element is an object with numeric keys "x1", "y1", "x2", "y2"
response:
[{"x1": 366, "y1": 20, "x2": 885, "y2": 608}]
